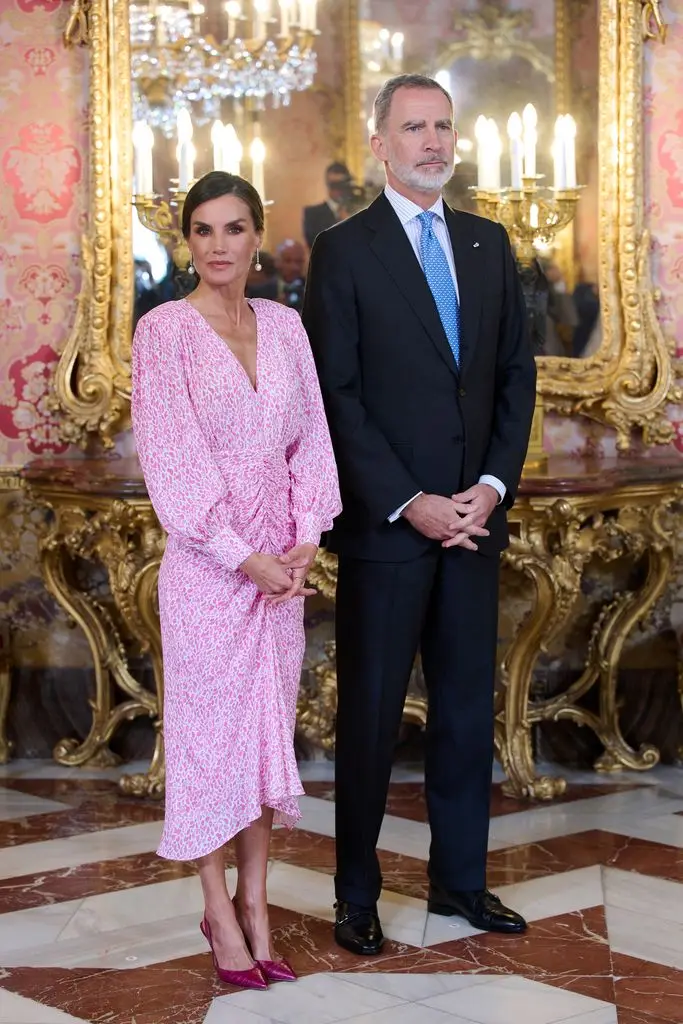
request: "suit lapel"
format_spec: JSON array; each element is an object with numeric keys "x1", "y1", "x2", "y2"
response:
[
  {"x1": 444, "y1": 204, "x2": 483, "y2": 377},
  {"x1": 366, "y1": 195, "x2": 459, "y2": 378}
]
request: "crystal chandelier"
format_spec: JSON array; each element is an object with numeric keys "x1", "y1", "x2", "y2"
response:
[{"x1": 130, "y1": 0, "x2": 319, "y2": 135}]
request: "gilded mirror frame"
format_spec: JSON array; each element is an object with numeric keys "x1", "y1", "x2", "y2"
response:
[{"x1": 57, "y1": 0, "x2": 678, "y2": 451}]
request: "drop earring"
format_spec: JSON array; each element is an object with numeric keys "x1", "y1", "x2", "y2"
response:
[
  {"x1": 187, "y1": 255, "x2": 196, "y2": 275},
  {"x1": 254, "y1": 248, "x2": 262, "y2": 272}
]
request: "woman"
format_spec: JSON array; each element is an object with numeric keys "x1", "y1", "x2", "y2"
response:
[{"x1": 131, "y1": 172, "x2": 341, "y2": 990}]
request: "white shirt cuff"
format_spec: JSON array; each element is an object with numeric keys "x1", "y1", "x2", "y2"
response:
[
  {"x1": 479, "y1": 475, "x2": 506, "y2": 505},
  {"x1": 388, "y1": 491, "x2": 423, "y2": 522}
]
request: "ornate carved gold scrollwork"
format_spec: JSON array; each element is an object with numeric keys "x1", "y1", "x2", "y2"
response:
[
  {"x1": 536, "y1": 1, "x2": 682, "y2": 446},
  {"x1": 495, "y1": 486, "x2": 682, "y2": 799},
  {"x1": 58, "y1": 0, "x2": 133, "y2": 448},
  {"x1": 297, "y1": 641, "x2": 338, "y2": 751},
  {"x1": 437, "y1": 5, "x2": 556, "y2": 81},
  {"x1": 25, "y1": 461, "x2": 682, "y2": 799},
  {"x1": 641, "y1": 0, "x2": 667, "y2": 43},
  {"x1": 28, "y1": 484, "x2": 166, "y2": 795},
  {"x1": 64, "y1": 0, "x2": 92, "y2": 47},
  {"x1": 299, "y1": 480, "x2": 682, "y2": 800}
]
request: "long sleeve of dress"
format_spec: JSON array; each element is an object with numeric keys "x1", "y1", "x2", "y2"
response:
[
  {"x1": 131, "y1": 313, "x2": 254, "y2": 571},
  {"x1": 284, "y1": 309, "x2": 342, "y2": 547}
]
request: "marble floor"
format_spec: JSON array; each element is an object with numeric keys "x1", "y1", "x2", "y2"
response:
[{"x1": 0, "y1": 759, "x2": 682, "y2": 1024}]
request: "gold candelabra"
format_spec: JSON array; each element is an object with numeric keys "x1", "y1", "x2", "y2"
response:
[
  {"x1": 474, "y1": 178, "x2": 582, "y2": 473},
  {"x1": 134, "y1": 190, "x2": 190, "y2": 270},
  {"x1": 474, "y1": 178, "x2": 581, "y2": 268}
]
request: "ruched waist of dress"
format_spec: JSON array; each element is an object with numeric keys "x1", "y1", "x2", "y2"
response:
[
  {"x1": 213, "y1": 447, "x2": 288, "y2": 469},
  {"x1": 212, "y1": 448, "x2": 291, "y2": 501}
]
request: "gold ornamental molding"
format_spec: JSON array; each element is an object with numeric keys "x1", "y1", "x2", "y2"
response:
[
  {"x1": 55, "y1": 0, "x2": 680, "y2": 449},
  {"x1": 25, "y1": 476, "x2": 166, "y2": 795},
  {"x1": 641, "y1": 0, "x2": 667, "y2": 42},
  {"x1": 22, "y1": 454, "x2": 683, "y2": 797},
  {"x1": 59, "y1": 0, "x2": 134, "y2": 448},
  {"x1": 301, "y1": 473, "x2": 683, "y2": 799},
  {"x1": 537, "y1": 0, "x2": 680, "y2": 447}
]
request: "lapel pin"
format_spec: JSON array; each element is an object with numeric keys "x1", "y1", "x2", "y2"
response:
[{"x1": 473, "y1": 242, "x2": 480, "y2": 248}]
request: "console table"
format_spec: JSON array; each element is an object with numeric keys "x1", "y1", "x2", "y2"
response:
[{"x1": 21, "y1": 453, "x2": 683, "y2": 799}]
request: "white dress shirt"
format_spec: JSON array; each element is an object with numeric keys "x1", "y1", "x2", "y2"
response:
[{"x1": 383, "y1": 184, "x2": 506, "y2": 521}]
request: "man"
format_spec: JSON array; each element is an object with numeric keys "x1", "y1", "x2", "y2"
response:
[
  {"x1": 302, "y1": 74, "x2": 536, "y2": 955},
  {"x1": 302, "y1": 162, "x2": 355, "y2": 249},
  {"x1": 275, "y1": 239, "x2": 307, "y2": 312}
]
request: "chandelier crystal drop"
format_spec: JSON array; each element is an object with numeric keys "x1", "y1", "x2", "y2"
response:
[{"x1": 130, "y1": 0, "x2": 319, "y2": 134}]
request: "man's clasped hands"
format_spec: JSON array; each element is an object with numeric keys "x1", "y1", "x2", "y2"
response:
[{"x1": 238, "y1": 483, "x2": 497, "y2": 603}]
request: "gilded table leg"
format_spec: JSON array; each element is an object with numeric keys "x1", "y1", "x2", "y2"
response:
[
  {"x1": 297, "y1": 641, "x2": 338, "y2": 751},
  {"x1": 40, "y1": 545, "x2": 123, "y2": 767},
  {"x1": 593, "y1": 544, "x2": 670, "y2": 772},
  {"x1": 550, "y1": 501, "x2": 676, "y2": 773},
  {"x1": 496, "y1": 553, "x2": 571, "y2": 800},
  {"x1": 555, "y1": 546, "x2": 669, "y2": 773},
  {"x1": 117, "y1": 559, "x2": 166, "y2": 798}
]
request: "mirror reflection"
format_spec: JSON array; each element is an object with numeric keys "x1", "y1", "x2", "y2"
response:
[{"x1": 130, "y1": 0, "x2": 602, "y2": 360}]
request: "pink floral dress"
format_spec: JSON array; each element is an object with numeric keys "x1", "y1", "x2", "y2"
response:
[{"x1": 131, "y1": 298, "x2": 341, "y2": 860}]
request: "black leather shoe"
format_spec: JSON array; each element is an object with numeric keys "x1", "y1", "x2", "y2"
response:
[
  {"x1": 334, "y1": 901, "x2": 385, "y2": 955},
  {"x1": 428, "y1": 884, "x2": 527, "y2": 934}
]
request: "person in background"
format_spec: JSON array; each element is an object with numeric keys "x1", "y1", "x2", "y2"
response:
[
  {"x1": 572, "y1": 278, "x2": 601, "y2": 357},
  {"x1": 543, "y1": 261, "x2": 578, "y2": 357},
  {"x1": 275, "y1": 239, "x2": 307, "y2": 313},
  {"x1": 302, "y1": 162, "x2": 355, "y2": 248},
  {"x1": 245, "y1": 250, "x2": 278, "y2": 300}
]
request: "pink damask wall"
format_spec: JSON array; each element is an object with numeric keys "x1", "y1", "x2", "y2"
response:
[{"x1": 0, "y1": 0, "x2": 88, "y2": 469}]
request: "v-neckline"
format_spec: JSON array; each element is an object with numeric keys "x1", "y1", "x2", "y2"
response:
[{"x1": 182, "y1": 297, "x2": 260, "y2": 394}]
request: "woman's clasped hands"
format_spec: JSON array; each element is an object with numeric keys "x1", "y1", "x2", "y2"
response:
[{"x1": 240, "y1": 543, "x2": 318, "y2": 604}]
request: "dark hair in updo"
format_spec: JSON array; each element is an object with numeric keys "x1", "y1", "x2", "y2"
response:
[{"x1": 181, "y1": 171, "x2": 265, "y2": 238}]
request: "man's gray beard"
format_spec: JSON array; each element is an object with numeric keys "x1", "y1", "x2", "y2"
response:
[{"x1": 390, "y1": 157, "x2": 454, "y2": 193}]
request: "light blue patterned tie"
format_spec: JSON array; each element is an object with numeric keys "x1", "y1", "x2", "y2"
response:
[{"x1": 418, "y1": 210, "x2": 461, "y2": 366}]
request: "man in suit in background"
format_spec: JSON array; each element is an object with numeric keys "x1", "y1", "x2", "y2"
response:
[
  {"x1": 275, "y1": 239, "x2": 307, "y2": 313},
  {"x1": 303, "y1": 162, "x2": 355, "y2": 249},
  {"x1": 303, "y1": 74, "x2": 536, "y2": 955}
]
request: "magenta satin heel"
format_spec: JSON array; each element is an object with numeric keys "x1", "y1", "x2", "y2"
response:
[{"x1": 200, "y1": 917, "x2": 268, "y2": 990}]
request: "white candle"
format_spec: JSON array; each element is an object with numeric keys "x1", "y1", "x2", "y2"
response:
[
  {"x1": 250, "y1": 135, "x2": 266, "y2": 198},
  {"x1": 279, "y1": 0, "x2": 291, "y2": 35},
  {"x1": 253, "y1": 0, "x2": 269, "y2": 39},
  {"x1": 224, "y1": 123, "x2": 243, "y2": 175},
  {"x1": 475, "y1": 115, "x2": 488, "y2": 189},
  {"x1": 225, "y1": 0, "x2": 241, "y2": 38},
  {"x1": 564, "y1": 114, "x2": 577, "y2": 188},
  {"x1": 390, "y1": 31, "x2": 404, "y2": 64},
  {"x1": 507, "y1": 111, "x2": 523, "y2": 189},
  {"x1": 434, "y1": 68, "x2": 451, "y2": 96},
  {"x1": 132, "y1": 121, "x2": 154, "y2": 195},
  {"x1": 522, "y1": 103, "x2": 537, "y2": 180},
  {"x1": 378, "y1": 27, "x2": 390, "y2": 60},
  {"x1": 176, "y1": 109, "x2": 194, "y2": 191},
  {"x1": 488, "y1": 119, "x2": 501, "y2": 191},
  {"x1": 553, "y1": 116, "x2": 567, "y2": 189},
  {"x1": 308, "y1": 0, "x2": 317, "y2": 31},
  {"x1": 211, "y1": 120, "x2": 224, "y2": 171}
]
